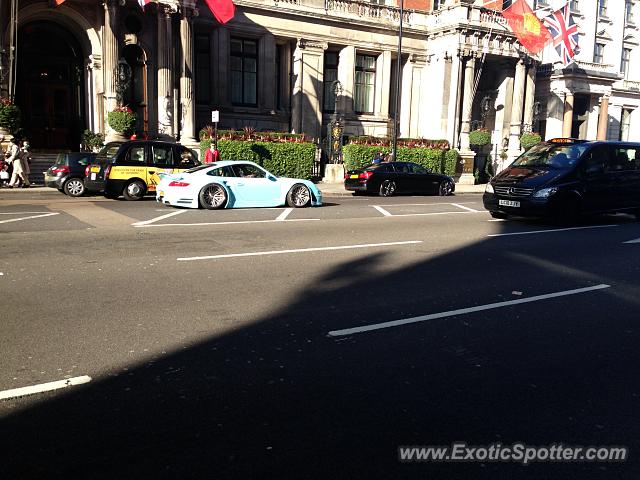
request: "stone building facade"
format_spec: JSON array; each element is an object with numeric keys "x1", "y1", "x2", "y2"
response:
[{"x1": 0, "y1": 0, "x2": 638, "y2": 178}]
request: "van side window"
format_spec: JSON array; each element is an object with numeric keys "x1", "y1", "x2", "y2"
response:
[
  {"x1": 583, "y1": 146, "x2": 608, "y2": 174},
  {"x1": 609, "y1": 148, "x2": 638, "y2": 171},
  {"x1": 151, "y1": 145, "x2": 174, "y2": 167}
]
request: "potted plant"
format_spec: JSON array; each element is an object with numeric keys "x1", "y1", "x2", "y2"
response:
[
  {"x1": 107, "y1": 106, "x2": 137, "y2": 136},
  {"x1": 469, "y1": 128, "x2": 491, "y2": 147},
  {"x1": 82, "y1": 130, "x2": 105, "y2": 152},
  {"x1": 0, "y1": 97, "x2": 21, "y2": 136},
  {"x1": 520, "y1": 132, "x2": 542, "y2": 151}
]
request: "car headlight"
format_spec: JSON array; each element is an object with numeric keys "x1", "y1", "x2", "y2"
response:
[
  {"x1": 533, "y1": 187, "x2": 558, "y2": 198},
  {"x1": 485, "y1": 183, "x2": 494, "y2": 194}
]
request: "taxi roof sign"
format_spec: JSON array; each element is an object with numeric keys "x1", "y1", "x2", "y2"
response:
[{"x1": 548, "y1": 138, "x2": 588, "y2": 144}]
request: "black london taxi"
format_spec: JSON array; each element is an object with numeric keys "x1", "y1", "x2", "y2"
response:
[
  {"x1": 85, "y1": 140, "x2": 200, "y2": 200},
  {"x1": 483, "y1": 138, "x2": 640, "y2": 221}
]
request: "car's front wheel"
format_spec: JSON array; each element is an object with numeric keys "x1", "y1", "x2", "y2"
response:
[
  {"x1": 199, "y1": 183, "x2": 228, "y2": 209},
  {"x1": 122, "y1": 180, "x2": 146, "y2": 201},
  {"x1": 379, "y1": 180, "x2": 396, "y2": 197},
  {"x1": 286, "y1": 184, "x2": 311, "y2": 208},
  {"x1": 438, "y1": 180, "x2": 453, "y2": 196},
  {"x1": 63, "y1": 178, "x2": 85, "y2": 197}
]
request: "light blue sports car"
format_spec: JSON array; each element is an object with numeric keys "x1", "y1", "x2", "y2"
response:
[{"x1": 156, "y1": 160, "x2": 323, "y2": 209}]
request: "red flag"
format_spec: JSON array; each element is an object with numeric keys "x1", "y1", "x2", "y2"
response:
[
  {"x1": 55, "y1": 0, "x2": 66, "y2": 5},
  {"x1": 482, "y1": 0, "x2": 502, "y2": 10},
  {"x1": 203, "y1": 0, "x2": 236, "y2": 24},
  {"x1": 502, "y1": 0, "x2": 551, "y2": 55}
]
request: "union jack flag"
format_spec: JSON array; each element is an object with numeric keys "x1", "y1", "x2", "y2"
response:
[
  {"x1": 542, "y1": 4, "x2": 580, "y2": 66},
  {"x1": 138, "y1": 0, "x2": 151, "y2": 9}
]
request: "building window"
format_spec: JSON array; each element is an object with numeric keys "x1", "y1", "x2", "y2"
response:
[
  {"x1": 323, "y1": 52, "x2": 339, "y2": 113},
  {"x1": 599, "y1": 0, "x2": 607, "y2": 17},
  {"x1": 195, "y1": 34, "x2": 210, "y2": 105},
  {"x1": 622, "y1": 48, "x2": 631, "y2": 77},
  {"x1": 230, "y1": 38, "x2": 257, "y2": 106},
  {"x1": 620, "y1": 108, "x2": 632, "y2": 141},
  {"x1": 594, "y1": 43, "x2": 605, "y2": 63},
  {"x1": 570, "y1": 0, "x2": 580, "y2": 13},
  {"x1": 433, "y1": 0, "x2": 444, "y2": 9},
  {"x1": 354, "y1": 54, "x2": 376, "y2": 114},
  {"x1": 626, "y1": 1, "x2": 634, "y2": 23}
]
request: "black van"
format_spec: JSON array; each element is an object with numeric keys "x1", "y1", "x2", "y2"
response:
[{"x1": 483, "y1": 138, "x2": 640, "y2": 221}]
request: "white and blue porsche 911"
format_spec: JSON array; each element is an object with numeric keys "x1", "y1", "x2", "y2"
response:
[{"x1": 156, "y1": 160, "x2": 323, "y2": 209}]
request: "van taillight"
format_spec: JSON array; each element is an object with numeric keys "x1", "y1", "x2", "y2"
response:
[
  {"x1": 359, "y1": 171, "x2": 373, "y2": 180},
  {"x1": 85, "y1": 166, "x2": 90, "y2": 177},
  {"x1": 51, "y1": 166, "x2": 70, "y2": 174},
  {"x1": 104, "y1": 165, "x2": 111, "y2": 179}
]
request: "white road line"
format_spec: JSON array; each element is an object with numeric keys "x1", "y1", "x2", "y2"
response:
[
  {"x1": 177, "y1": 240, "x2": 423, "y2": 261},
  {"x1": 0, "y1": 211, "x2": 53, "y2": 215},
  {"x1": 0, "y1": 212, "x2": 59, "y2": 224},
  {"x1": 384, "y1": 211, "x2": 482, "y2": 218},
  {"x1": 623, "y1": 237, "x2": 640, "y2": 244},
  {"x1": 370, "y1": 202, "x2": 479, "y2": 207},
  {"x1": 488, "y1": 219, "x2": 506, "y2": 222},
  {"x1": 451, "y1": 203, "x2": 480, "y2": 213},
  {"x1": 136, "y1": 218, "x2": 320, "y2": 228},
  {"x1": 132, "y1": 209, "x2": 186, "y2": 226},
  {"x1": 276, "y1": 208, "x2": 293, "y2": 221},
  {"x1": 372, "y1": 205, "x2": 393, "y2": 216},
  {"x1": 0, "y1": 375, "x2": 92, "y2": 401},
  {"x1": 488, "y1": 224, "x2": 618, "y2": 237},
  {"x1": 327, "y1": 284, "x2": 611, "y2": 337}
]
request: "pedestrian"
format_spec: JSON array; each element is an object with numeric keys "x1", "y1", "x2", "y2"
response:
[
  {"x1": 204, "y1": 143, "x2": 220, "y2": 164},
  {"x1": 372, "y1": 151, "x2": 383, "y2": 164},
  {"x1": 6, "y1": 137, "x2": 24, "y2": 188},
  {"x1": 0, "y1": 157, "x2": 10, "y2": 187},
  {"x1": 19, "y1": 139, "x2": 31, "y2": 187}
]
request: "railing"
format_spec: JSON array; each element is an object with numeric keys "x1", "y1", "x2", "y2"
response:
[
  {"x1": 574, "y1": 60, "x2": 616, "y2": 74},
  {"x1": 325, "y1": 0, "x2": 414, "y2": 25},
  {"x1": 613, "y1": 79, "x2": 640, "y2": 92}
]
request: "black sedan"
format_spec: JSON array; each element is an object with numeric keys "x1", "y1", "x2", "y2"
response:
[
  {"x1": 44, "y1": 152, "x2": 98, "y2": 197},
  {"x1": 344, "y1": 161, "x2": 455, "y2": 197}
]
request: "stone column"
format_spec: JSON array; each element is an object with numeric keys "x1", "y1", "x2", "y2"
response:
[
  {"x1": 157, "y1": 5, "x2": 175, "y2": 139},
  {"x1": 103, "y1": 0, "x2": 120, "y2": 139},
  {"x1": 562, "y1": 92, "x2": 574, "y2": 137},
  {"x1": 596, "y1": 94, "x2": 610, "y2": 140},
  {"x1": 458, "y1": 53, "x2": 476, "y2": 185},
  {"x1": 522, "y1": 61, "x2": 537, "y2": 132},
  {"x1": 290, "y1": 39, "x2": 327, "y2": 140},
  {"x1": 507, "y1": 58, "x2": 526, "y2": 159},
  {"x1": 179, "y1": 6, "x2": 197, "y2": 147}
]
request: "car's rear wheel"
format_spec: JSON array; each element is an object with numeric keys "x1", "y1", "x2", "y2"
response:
[
  {"x1": 63, "y1": 178, "x2": 85, "y2": 197},
  {"x1": 287, "y1": 184, "x2": 311, "y2": 207},
  {"x1": 379, "y1": 180, "x2": 396, "y2": 197},
  {"x1": 122, "y1": 180, "x2": 146, "y2": 201},
  {"x1": 438, "y1": 180, "x2": 453, "y2": 196},
  {"x1": 490, "y1": 211, "x2": 508, "y2": 219},
  {"x1": 199, "y1": 183, "x2": 227, "y2": 209}
]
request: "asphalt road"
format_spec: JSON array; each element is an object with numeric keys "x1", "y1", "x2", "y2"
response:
[{"x1": 1, "y1": 190, "x2": 640, "y2": 479}]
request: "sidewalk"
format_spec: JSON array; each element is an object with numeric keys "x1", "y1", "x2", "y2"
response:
[{"x1": 316, "y1": 181, "x2": 487, "y2": 196}]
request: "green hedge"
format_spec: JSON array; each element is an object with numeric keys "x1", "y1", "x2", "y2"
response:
[
  {"x1": 200, "y1": 139, "x2": 315, "y2": 180},
  {"x1": 343, "y1": 144, "x2": 458, "y2": 176}
]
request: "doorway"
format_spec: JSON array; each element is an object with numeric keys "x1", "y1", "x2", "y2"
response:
[{"x1": 15, "y1": 21, "x2": 84, "y2": 151}]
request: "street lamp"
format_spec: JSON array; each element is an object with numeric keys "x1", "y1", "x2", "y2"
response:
[
  {"x1": 328, "y1": 80, "x2": 344, "y2": 164},
  {"x1": 391, "y1": 0, "x2": 404, "y2": 162},
  {"x1": 115, "y1": 58, "x2": 132, "y2": 102}
]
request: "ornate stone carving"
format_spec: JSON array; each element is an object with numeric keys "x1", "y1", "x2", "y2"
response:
[{"x1": 297, "y1": 39, "x2": 328, "y2": 51}]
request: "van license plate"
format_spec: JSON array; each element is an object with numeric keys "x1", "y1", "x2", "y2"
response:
[
  {"x1": 350, "y1": 174, "x2": 359, "y2": 179},
  {"x1": 90, "y1": 173, "x2": 96, "y2": 180},
  {"x1": 499, "y1": 200, "x2": 520, "y2": 207}
]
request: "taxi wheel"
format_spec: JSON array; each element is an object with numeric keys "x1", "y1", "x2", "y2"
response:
[
  {"x1": 123, "y1": 180, "x2": 146, "y2": 201},
  {"x1": 199, "y1": 183, "x2": 227, "y2": 210},
  {"x1": 438, "y1": 180, "x2": 453, "y2": 196},
  {"x1": 63, "y1": 178, "x2": 85, "y2": 197},
  {"x1": 286, "y1": 184, "x2": 311, "y2": 208},
  {"x1": 379, "y1": 180, "x2": 396, "y2": 197}
]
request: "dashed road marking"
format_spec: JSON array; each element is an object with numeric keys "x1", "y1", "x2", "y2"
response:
[
  {"x1": 276, "y1": 208, "x2": 293, "y2": 221},
  {"x1": 0, "y1": 212, "x2": 59, "y2": 224},
  {"x1": 0, "y1": 375, "x2": 92, "y2": 401},
  {"x1": 132, "y1": 209, "x2": 187, "y2": 226}
]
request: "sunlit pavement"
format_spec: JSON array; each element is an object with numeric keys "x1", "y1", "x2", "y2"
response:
[{"x1": 1, "y1": 192, "x2": 639, "y2": 479}]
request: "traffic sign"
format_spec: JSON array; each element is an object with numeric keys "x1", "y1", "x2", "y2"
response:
[{"x1": 211, "y1": 110, "x2": 219, "y2": 123}]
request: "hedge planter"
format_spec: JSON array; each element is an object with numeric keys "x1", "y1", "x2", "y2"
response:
[
  {"x1": 520, "y1": 132, "x2": 542, "y2": 151},
  {"x1": 0, "y1": 98, "x2": 21, "y2": 135},
  {"x1": 107, "y1": 107, "x2": 137, "y2": 134},
  {"x1": 469, "y1": 129, "x2": 491, "y2": 147}
]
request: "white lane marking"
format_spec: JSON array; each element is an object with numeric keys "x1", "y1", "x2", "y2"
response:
[
  {"x1": 0, "y1": 211, "x2": 54, "y2": 215},
  {"x1": 488, "y1": 219, "x2": 506, "y2": 222},
  {"x1": 0, "y1": 212, "x2": 59, "y2": 224},
  {"x1": 371, "y1": 202, "x2": 479, "y2": 207},
  {"x1": 488, "y1": 224, "x2": 618, "y2": 237},
  {"x1": 383, "y1": 211, "x2": 482, "y2": 218},
  {"x1": 451, "y1": 203, "x2": 480, "y2": 213},
  {"x1": 328, "y1": 284, "x2": 611, "y2": 337},
  {"x1": 0, "y1": 375, "x2": 92, "y2": 401},
  {"x1": 623, "y1": 237, "x2": 640, "y2": 244},
  {"x1": 178, "y1": 240, "x2": 423, "y2": 261},
  {"x1": 372, "y1": 205, "x2": 392, "y2": 216},
  {"x1": 136, "y1": 218, "x2": 320, "y2": 228},
  {"x1": 132, "y1": 209, "x2": 186, "y2": 226},
  {"x1": 276, "y1": 208, "x2": 293, "y2": 221}
]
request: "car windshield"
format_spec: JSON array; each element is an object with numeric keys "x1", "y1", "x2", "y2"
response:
[
  {"x1": 95, "y1": 143, "x2": 123, "y2": 161},
  {"x1": 512, "y1": 143, "x2": 588, "y2": 168}
]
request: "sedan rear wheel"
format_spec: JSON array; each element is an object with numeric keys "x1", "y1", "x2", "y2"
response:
[
  {"x1": 379, "y1": 180, "x2": 396, "y2": 197},
  {"x1": 438, "y1": 180, "x2": 453, "y2": 196},
  {"x1": 287, "y1": 184, "x2": 311, "y2": 208},
  {"x1": 199, "y1": 183, "x2": 228, "y2": 210},
  {"x1": 63, "y1": 178, "x2": 85, "y2": 197}
]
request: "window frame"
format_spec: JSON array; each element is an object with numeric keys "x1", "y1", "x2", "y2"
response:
[
  {"x1": 230, "y1": 37, "x2": 258, "y2": 107},
  {"x1": 323, "y1": 51, "x2": 339, "y2": 113},
  {"x1": 594, "y1": 43, "x2": 605, "y2": 64},
  {"x1": 354, "y1": 53, "x2": 377, "y2": 115},
  {"x1": 599, "y1": 0, "x2": 608, "y2": 17}
]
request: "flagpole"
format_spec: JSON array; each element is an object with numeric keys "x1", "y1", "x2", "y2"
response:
[{"x1": 391, "y1": 0, "x2": 403, "y2": 162}]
